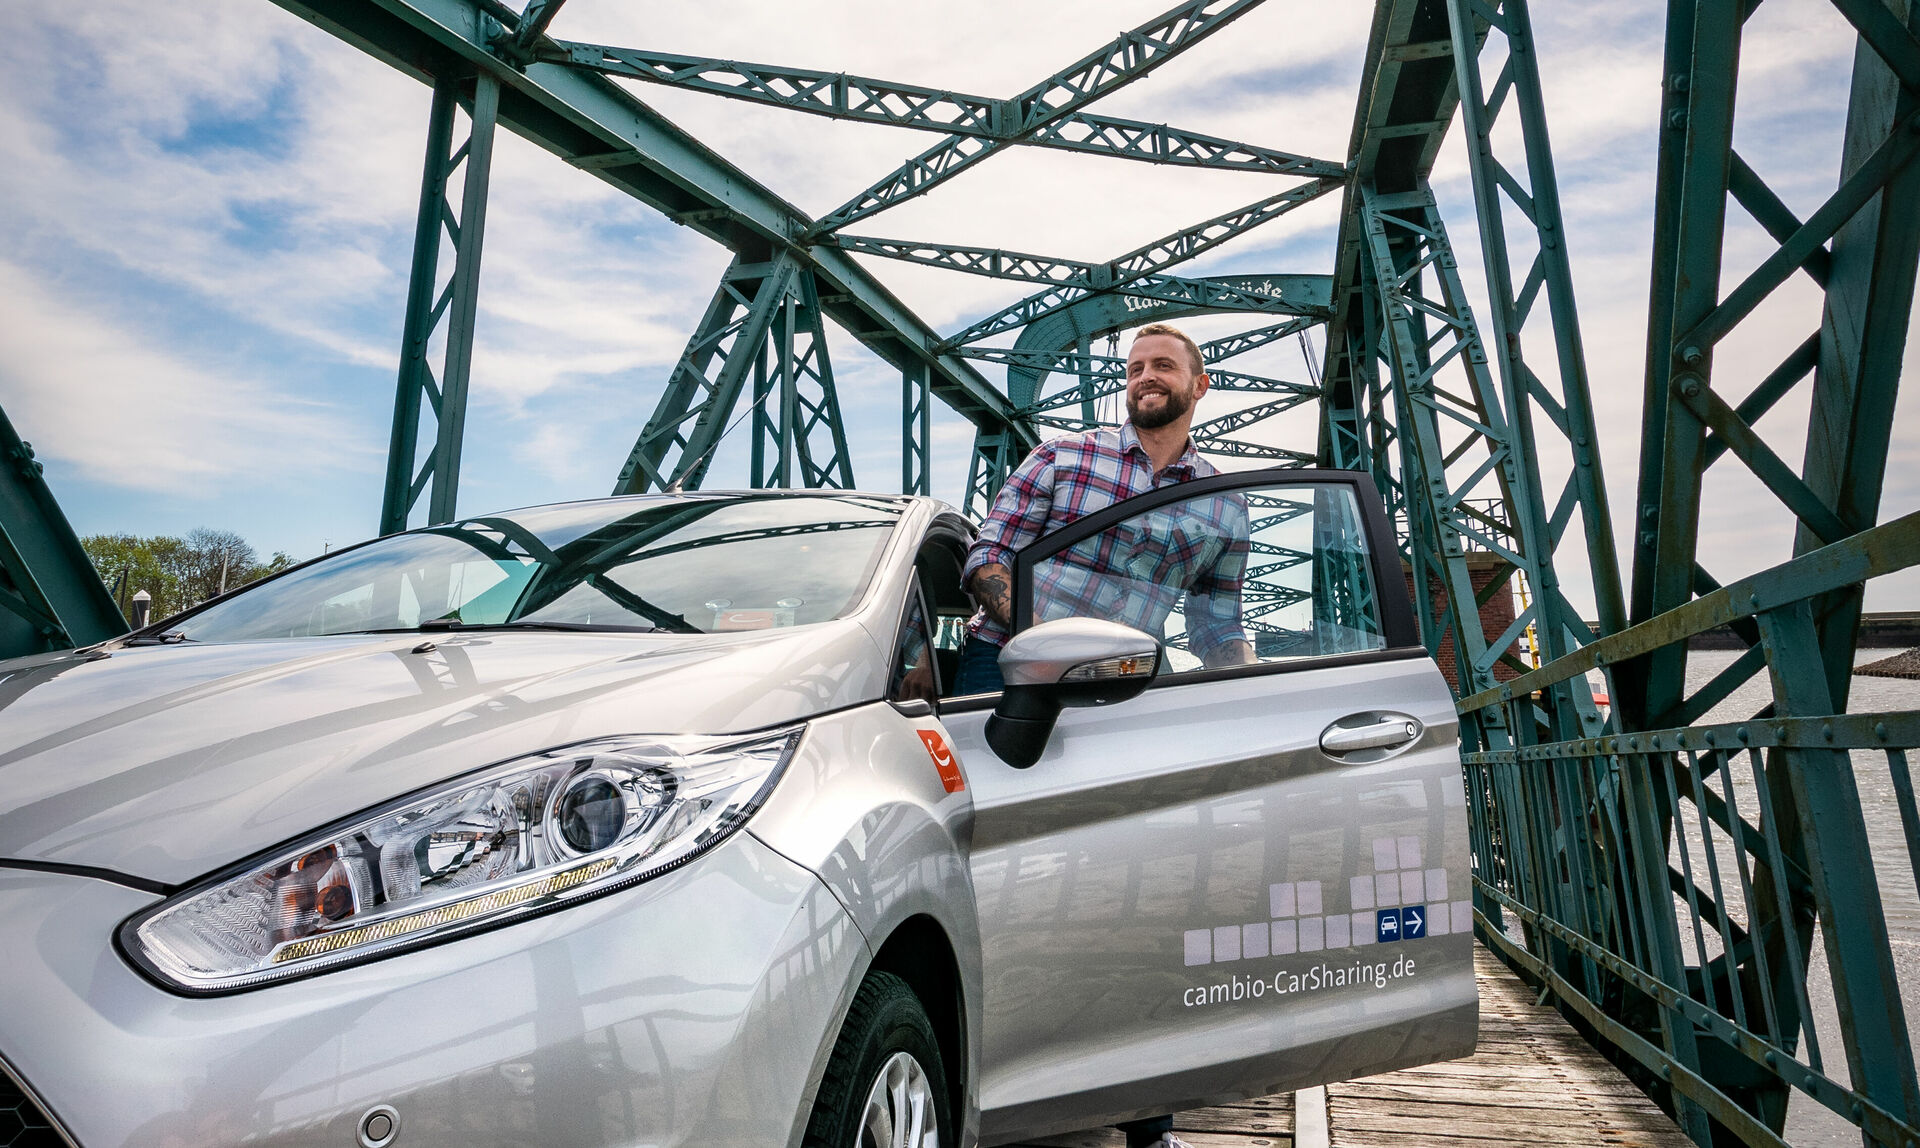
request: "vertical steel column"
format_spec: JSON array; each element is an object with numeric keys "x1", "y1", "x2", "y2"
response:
[
  {"x1": 1756, "y1": 601, "x2": 1920, "y2": 1121},
  {"x1": 1361, "y1": 183, "x2": 1544, "y2": 747},
  {"x1": 902, "y1": 360, "x2": 931, "y2": 496},
  {"x1": 769, "y1": 290, "x2": 798, "y2": 488},
  {"x1": 429, "y1": 72, "x2": 498, "y2": 526},
  {"x1": 781, "y1": 272, "x2": 855, "y2": 489},
  {"x1": 381, "y1": 72, "x2": 499, "y2": 534},
  {"x1": 963, "y1": 430, "x2": 1018, "y2": 519},
  {"x1": 1631, "y1": 0, "x2": 1742, "y2": 729},
  {"x1": 749, "y1": 340, "x2": 772, "y2": 487},
  {"x1": 1447, "y1": 0, "x2": 1627, "y2": 662},
  {"x1": 1794, "y1": 0, "x2": 1920, "y2": 706}
]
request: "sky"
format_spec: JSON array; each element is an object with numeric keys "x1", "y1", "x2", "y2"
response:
[{"x1": 0, "y1": 0, "x2": 1915, "y2": 613}]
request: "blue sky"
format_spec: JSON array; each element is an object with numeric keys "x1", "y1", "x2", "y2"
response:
[{"x1": 0, "y1": 0, "x2": 1915, "y2": 611}]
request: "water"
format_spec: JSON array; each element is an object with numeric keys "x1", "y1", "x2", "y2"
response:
[{"x1": 1669, "y1": 649, "x2": 1918, "y2": 1145}]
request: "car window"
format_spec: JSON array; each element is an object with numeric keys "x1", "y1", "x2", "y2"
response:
[
  {"x1": 889, "y1": 576, "x2": 939, "y2": 702},
  {"x1": 170, "y1": 495, "x2": 901, "y2": 641},
  {"x1": 1019, "y1": 481, "x2": 1387, "y2": 676}
]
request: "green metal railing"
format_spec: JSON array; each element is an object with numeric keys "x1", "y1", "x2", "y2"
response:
[{"x1": 1459, "y1": 511, "x2": 1920, "y2": 1146}]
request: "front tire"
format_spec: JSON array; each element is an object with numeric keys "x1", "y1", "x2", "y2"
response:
[{"x1": 804, "y1": 970, "x2": 951, "y2": 1148}]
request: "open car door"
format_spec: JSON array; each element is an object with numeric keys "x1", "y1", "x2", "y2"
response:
[{"x1": 938, "y1": 469, "x2": 1478, "y2": 1144}]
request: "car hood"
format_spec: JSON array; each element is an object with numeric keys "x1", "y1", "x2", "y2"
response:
[{"x1": 0, "y1": 623, "x2": 885, "y2": 885}]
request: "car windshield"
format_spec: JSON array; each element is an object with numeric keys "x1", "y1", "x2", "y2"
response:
[{"x1": 169, "y1": 494, "x2": 904, "y2": 642}]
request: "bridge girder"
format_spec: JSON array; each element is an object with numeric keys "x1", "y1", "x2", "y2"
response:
[
  {"x1": 278, "y1": 0, "x2": 1032, "y2": 523},
  {"x1": 531, "y1": 0, "x2": 1345, "y2": 238}
]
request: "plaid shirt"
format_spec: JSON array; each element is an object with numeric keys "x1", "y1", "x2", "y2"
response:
[{"x1": 963, "y1": 424, "x2": 1249, "y2": 655}]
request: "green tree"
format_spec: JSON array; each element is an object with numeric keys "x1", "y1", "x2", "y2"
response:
[{"x1": 82, "y1": 530, "x2": 298, "y2": 624}]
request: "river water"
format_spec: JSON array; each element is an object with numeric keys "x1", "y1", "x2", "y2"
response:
[{"x1": 1592, "y1": 649, "x2": 1919, "y2": 1144}]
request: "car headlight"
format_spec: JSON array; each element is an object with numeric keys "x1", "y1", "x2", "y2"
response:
[{"x1": 121, "y1": 728, "x2": 803, "y2": 994}]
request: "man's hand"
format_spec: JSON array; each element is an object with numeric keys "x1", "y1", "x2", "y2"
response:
[
  {"x1": 967, "y1": 563, "x2": 1015, "y2": 629},
  {"x1": 1202, "y1": 638, "x2": 1256, "y2": 669},
  {"x1": 899, "y1": 661, "x2": 938, "y2": 702}
]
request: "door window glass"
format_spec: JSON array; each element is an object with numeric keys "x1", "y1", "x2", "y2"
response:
[
  {"x1": 891, "y1": 578, "x2": 939, "y2": 702},
  {"x1": 1021, "y1": 483, "x2": 1386, "y2": 675}
]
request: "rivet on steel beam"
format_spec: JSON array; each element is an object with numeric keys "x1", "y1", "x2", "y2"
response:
[
  {"x1": 1876, "y1": 722, "x2": 1889, "y2": 740},
  {"x1": 1823, "y1": 724, "x2": 1833, "y2": 742},
  {"x1": 1670, "y1": 73, "x2": 1690, "y2": 93},
  {"x1": 1668, "y1": 108, "x2": 1688, "y2": 130},
  {"x1": 1681, "y1": 346, "x2": 1704, "y2": 367}
]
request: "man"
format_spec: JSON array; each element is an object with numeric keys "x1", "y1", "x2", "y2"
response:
[
  {"x1": 956, "y1": 321, "x2": 1251, "y2": 1148},
  {"x1": 955, "y1": 322, "x2": 1252, "y2": 697}
]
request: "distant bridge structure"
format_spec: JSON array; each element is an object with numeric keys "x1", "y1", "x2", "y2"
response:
[{"x1": 0, "y1": 0, "x2": 1917, "y2": 1143}]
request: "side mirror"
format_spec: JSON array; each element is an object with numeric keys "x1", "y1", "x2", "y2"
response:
[{"x1": 985, "y1": 618, "x2": 1162, "y2": 769}]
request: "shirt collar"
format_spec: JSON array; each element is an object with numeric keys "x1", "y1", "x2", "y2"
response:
[{"x1": 1120, "y1": 421, "x2": 1200, "y2": 476}]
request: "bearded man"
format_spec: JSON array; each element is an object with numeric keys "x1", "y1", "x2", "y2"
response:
[
  {"x1": 955, "y1": 324, "x2": 1250, "y2": 1147},
  {"x1": 955, "y1": 320, "x2": 1253, "y2": 694}
]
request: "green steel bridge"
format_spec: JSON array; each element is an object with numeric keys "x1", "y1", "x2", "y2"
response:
[{"x1": 2, "y1": 0, "x2": 1917, "y2": 1143}]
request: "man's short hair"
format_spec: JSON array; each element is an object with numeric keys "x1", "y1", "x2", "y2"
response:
[{"x1": 1131, "y1": 323, "x2": 1205, "y2": 374}]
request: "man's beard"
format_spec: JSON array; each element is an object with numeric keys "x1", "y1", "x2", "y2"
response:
[{"x1": 1127, "y1": 385, "x2": 1193, "y2": 430}]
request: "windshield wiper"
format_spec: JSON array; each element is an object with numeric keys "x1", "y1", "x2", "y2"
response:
[
  {"x1": 349, "y1": 620, "x2": 666, "y2": 635},
  {"x1": 122, "y1": 631, "x2": 194, "y2": 647},
  {"x1": 431, "y1": 619, "x2": 663, "y2": 633}
]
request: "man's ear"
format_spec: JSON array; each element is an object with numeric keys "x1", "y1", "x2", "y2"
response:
[{"x1": 1194, "y1": 370, "x2": 1211, "y2": 398}]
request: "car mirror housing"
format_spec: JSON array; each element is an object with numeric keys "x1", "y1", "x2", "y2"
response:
[{"x1": 984, "y1": 618, "x2": 1162, "y2": 769}]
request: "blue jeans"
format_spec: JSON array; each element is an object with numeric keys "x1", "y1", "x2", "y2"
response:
[{"x1": 953, "y1": 636, "x2": 1005, "y2": 695}]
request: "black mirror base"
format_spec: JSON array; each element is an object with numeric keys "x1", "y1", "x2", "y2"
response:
[{"x1": 984, "y1": 711, "x2": 1055, "y2": 769}]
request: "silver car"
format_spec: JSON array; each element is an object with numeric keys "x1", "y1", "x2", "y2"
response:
[{"x1": 0, "y1": 473, "x2": 1475, "y2": 1148}]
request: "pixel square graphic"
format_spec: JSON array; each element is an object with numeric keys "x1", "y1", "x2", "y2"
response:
[{"x1": 1182, "y1": 833, "x2": 1470, "y2": 966}]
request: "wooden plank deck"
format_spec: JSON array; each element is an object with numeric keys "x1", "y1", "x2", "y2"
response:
[
  {"x1": 1008, "y1": 944, "x2": 1689, "y2": 1148},
  {"x1": 1011, "y1": 1094, "x2": 1296, "y2": 1147},
  {"x1": 1323, "y1": 945, "x2": 1691, "y2": 1147}
]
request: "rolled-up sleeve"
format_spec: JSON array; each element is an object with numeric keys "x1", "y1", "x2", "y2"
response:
[
  {"x1": 962, "y1": 443, "x2": 1058, "y2": 584},
  {"x1": 1186, "y1": 496, "x2": 1250, "y2": 657}
]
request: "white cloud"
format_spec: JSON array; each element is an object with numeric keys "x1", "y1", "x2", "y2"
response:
[{"x1": 0, "y1": 260, "x2": 368, "y2": 491}]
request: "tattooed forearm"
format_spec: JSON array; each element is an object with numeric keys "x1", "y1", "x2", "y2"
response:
[{"x1": 968, "y1": 563, "x2": 1014, "y2": 628}]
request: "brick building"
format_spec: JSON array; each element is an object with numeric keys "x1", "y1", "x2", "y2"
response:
[{"x1": 1405, "y1": 552, "x2": 1526, "y2": 693}]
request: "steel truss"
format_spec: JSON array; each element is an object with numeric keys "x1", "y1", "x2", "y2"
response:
[
  {"x1": 383, "y1": 72, "x2": 499, "y2": 533},
  {"x1": 543, "y1": 0, "x2": 1344, "y2": 237},
  {"x1": 1322, "y1": 0, "x2": 1603, "y2": 761},
  {"x1": 613, "y1": 252, "x2": 853, "y2": 493},
  {"x1": 1429, "y1": 0, "x2": 1920, "y2": 1141}
]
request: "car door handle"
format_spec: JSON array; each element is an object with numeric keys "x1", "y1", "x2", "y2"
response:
[{"x1": 1320, "y1": 713, "x2": 1422, "y2": 757}]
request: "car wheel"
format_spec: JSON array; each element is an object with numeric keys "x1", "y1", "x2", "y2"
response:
[{"x1": 804, "y1": 970, "x2": 951, "y2": 1148}]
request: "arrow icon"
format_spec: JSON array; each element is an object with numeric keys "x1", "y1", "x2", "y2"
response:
[{"x1": 1401, "y1": 906, "x2": 1427, "y2": 939}]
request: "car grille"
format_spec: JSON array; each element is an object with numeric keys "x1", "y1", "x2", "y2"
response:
[{"x1": 0, "y1": 1065, "x2": 66, "y2": 1148}]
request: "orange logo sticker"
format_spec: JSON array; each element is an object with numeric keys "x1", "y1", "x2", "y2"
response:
[{"x1": 916, "y1": 730, "x2": 966, "y2": 794}]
